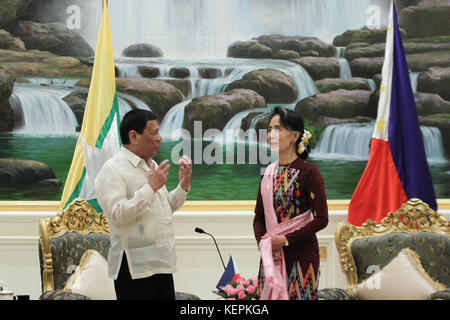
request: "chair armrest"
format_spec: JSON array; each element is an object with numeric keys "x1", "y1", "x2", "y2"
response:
[
  {"x1": 39, "y1": 290, "x2": 91, "y2": 300},
  {"x1": 430, "y1": 289, "x2": 450, "y2": 300},
  {"x1": 318, "y1": 288, "x2": 356, "y2": 300},
  {"x1": 175, "y1": 291, "x2": 201, "y2": 300},
  {"x1": 41, "y1": 290, "x2": 200, "y2": 300}
]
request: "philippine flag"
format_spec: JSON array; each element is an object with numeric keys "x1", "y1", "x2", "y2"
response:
[
  {"x1": 216, "y1": 255, "x2": 242, "y2": 290},
  {"x1": 347, "y1": 2, "x2": 437, "y2": 226}
]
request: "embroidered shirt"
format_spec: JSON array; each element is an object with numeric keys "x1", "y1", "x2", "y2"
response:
[{"x1": 95, "y1": 146, "x2": 188, "y2": 280}]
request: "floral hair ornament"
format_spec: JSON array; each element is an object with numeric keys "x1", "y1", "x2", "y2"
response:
[{"x1": 297, "y1": 129, "x2": 312, "y2": 154}]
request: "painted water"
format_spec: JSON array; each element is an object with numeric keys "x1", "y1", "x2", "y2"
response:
[
  {"x1": 119, "y1": 58, "x2": 319, "y2": 139},
  {"x1": 79, "y1": 0, "x2": 390, "y2": 58},
  {"x1": 335, "y1": 47, "x2": 352, "y2": 79},
  {"x1": 1, "y1": 132, "x2": 449, "y2": 201}
]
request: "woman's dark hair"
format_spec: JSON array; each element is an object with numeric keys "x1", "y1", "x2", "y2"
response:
[
  {"x1": 269, "y1": 106, "x2": 310, "y2": 160},
  {"x1": 120, "y1": 109, "x2": 157, "y2": 144}
]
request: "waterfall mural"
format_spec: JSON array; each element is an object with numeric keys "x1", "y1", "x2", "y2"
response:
[
  {"x1": 311, "y1": 122, "x2": 448, "y2": 163},
  {"x1": 0, "y1": 0, "x2": 448, "y2": 201},
  {"x1": 335, "y1": 47, "x2": 352, "y2": 79},
  {"x1": 10, "y1": 83, "x2": 79, "y2": 134},
  {"x1": 77, "y1": 0, "x2": 391, "y2": 59}
]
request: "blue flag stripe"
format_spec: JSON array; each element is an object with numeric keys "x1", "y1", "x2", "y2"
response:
[{"x1": 388, "y1": 5, "x2": 437, "y2": 210}]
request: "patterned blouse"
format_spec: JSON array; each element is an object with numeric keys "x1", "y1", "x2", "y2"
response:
[{"x1": 273, "y1": 163, "x2": 301, "y2": 223}]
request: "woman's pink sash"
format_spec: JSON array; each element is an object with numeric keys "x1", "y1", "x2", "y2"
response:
[{"x1": 259, "y1": 162, "x2": 313, "y2": 300}]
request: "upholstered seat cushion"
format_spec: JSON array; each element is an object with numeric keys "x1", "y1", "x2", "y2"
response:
[
  {"x1": 351, "y1": 231, "x2": 449, "y2": 287},
  {"x1": 353, "y1": 248, "x2": 445, "y2": 300},
  {"x1": 65, "y1": 249, "x2": 116, "y2": 300},
  {"x1": 46, "y1": 232, "x2": 110, "y2": 289}
]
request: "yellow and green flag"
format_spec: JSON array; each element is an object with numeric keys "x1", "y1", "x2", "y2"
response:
[{"x1": 60, "y1": 0, "x2": 120, "y2": 211}]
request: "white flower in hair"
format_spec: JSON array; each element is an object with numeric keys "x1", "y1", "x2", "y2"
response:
[{"x1": 297, "y1": 130, "x2": 312, "y2": 154}]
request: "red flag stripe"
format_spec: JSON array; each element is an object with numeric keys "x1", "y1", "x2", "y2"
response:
[{"x1": 348, "y1": 138, "x2": 408, "y2": 225}]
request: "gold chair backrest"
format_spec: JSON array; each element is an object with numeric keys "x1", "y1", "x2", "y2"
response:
[
  {"x1": 335, "y1": 198, "x2": 449, "y2": 291},
  {"x1": 39, "y1": 199, "x2": 109, "y2": 292}
]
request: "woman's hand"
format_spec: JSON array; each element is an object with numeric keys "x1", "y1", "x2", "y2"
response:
[
  {"x1": 260, "y1": 235, "x2": 287, "y2": 264},
  {"x1": 271, "y1": 236, "x2": 287, "y2": 264},
  {"x1": 271, "y1": 235, "x2": 287, "y2": 251}
]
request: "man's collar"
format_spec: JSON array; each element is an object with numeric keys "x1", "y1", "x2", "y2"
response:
[{"x1": 121, "y1": 146, "x2": 149, "y2": 168}]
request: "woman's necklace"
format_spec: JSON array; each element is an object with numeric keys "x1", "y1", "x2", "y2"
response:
[
  {"x1": 274, "y1": 158, "x2": 295, "y2": 193},
  {"x1": 277, "y1": 156, "x2": 297, "y2": 174},
  {"x1": 279, "y1": 155, "x2": 298, "y2": 167}
]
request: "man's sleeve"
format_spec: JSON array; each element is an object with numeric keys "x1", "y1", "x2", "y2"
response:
[{"x1": 168, "y1": 183, "x2": 189, "y2": 213}]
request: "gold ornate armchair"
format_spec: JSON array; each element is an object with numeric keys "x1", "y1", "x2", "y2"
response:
[
  {"x1": 39, "y1": 199, "x2": 110, "y2": 300},
  {"x1": 318, "y1": 198, "x2": 450, "y2": 300},
  {"x1": 39, "y1": 199, "x2": 201, "y2": 300}
]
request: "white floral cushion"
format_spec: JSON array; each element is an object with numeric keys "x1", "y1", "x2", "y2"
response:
[
  {"x1": 353, "y1": 248, "x2": 445, "y2": 300},
  {"x1": 64, "y1": 249, "x2": 116, "y2": 300}
]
